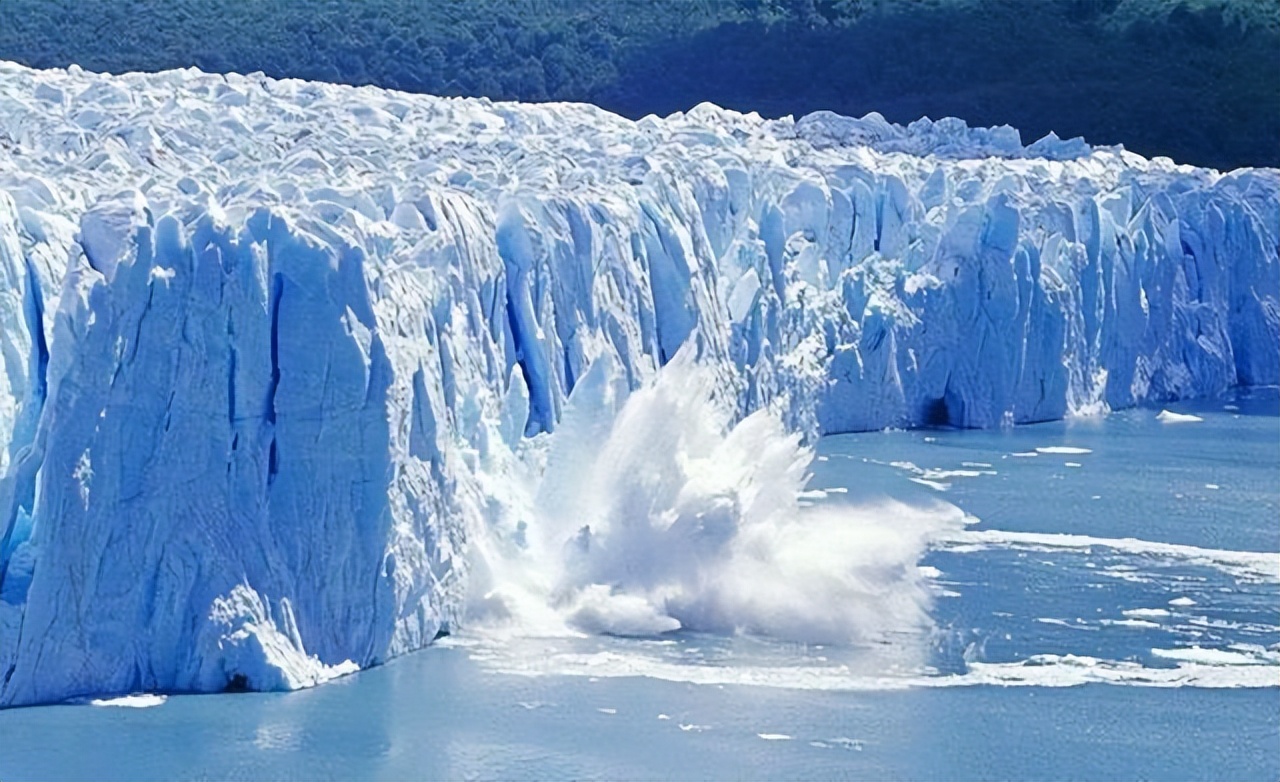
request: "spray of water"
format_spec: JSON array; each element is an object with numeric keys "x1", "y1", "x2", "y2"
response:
[{"x1": 467, "y1": 346, "x2": 964, "y2": 646}]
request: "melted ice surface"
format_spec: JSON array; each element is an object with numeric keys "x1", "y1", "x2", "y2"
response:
[{"x1": 0, "y1": 61, "x2": 1276, "y2": 706}]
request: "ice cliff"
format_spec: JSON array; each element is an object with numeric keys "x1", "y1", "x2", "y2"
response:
[{"x1": 0, "y1": 62, "x2": 1276, "y2": 706}]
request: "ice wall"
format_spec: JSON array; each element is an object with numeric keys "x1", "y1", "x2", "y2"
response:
[{"x1": 0, "y1": 62, "x2": 1276, "y2": 706}]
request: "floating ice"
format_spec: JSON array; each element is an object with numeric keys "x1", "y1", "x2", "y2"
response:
[
  {"x1": 1152, "y1": 647, "x2": 1277, "y2": 666},
  {"x1": 1123, "y1": 608, "x2": 1172, "y2": 619},
  {"x1": 936, "y1": 530, "x2": 1279, "y2": 584},
  {"x1": 959, "y1": 654, "x2": 1279, "y2": 688},
  {"x1": 1098, "y1": 618, "x2": 1161, "y2": 629},
  {"x1": 88, "y1": 694, "x2": 168, "y2": 708},
  {"x1": 1157, "y1": 410, "x2": 1205, "y2": 423},
  {"x1": 473, "y1": 643, "x2": 1279, "y2": 690},
  {"x1": 1035, "y1": 447, "x2": 1094, "y2": 455}
]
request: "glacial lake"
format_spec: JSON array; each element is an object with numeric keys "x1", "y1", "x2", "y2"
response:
[{"x1": 1, "y1": 389, "x2": 1276, "y2": 781}]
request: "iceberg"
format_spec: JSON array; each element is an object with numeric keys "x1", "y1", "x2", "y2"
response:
[{"x1": 0, "y1": 62, "x2": 1275, "y2": 706}]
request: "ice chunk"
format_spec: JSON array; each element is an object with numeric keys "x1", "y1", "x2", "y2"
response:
[
  {"x1": 89, "y1": 694, "x2": 168, "y2": 708},
  {"x1": 1123, "y1": 608, "x2": 1171, "y2": 619},
  {"x1": 1156, "y1": 410, "x2": 1205, "y2": 423}
]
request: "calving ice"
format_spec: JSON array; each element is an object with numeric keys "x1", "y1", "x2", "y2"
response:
[{"x1": 0, "y1": 61, "x2": 1275, "y2": 707}]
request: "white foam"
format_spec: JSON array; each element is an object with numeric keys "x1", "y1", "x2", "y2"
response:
[
  {"x1": 816, "y1": 737, "x2": 864, "y2": 751},
  {"x1": 935, "y1": 529, "x2": 1279, "y2": 584},
  {"x1": 1152, "y1": 647, "x2": 1278, "y2": 666},
  {"x1": 473, "y1": 646, "x2": 1279, "y2": 691},
  {"x1": 909, "y1": 477, "x2": 951, "y2": 491},
  {"x1": 959, "y1": 654, "x2": 1278, "y2": 688},
  {"x1": 1035, "y1": 617, "x2": 1096, "y2": 632},
  {"x1": 758, "y1": 733, "x2": 792, "y2": 741},
  {"x1": 922, "y1": 469, "x2": 991, "y2": 479},
  {"x1": 470, "y1": 350, "x2": 967, "y2": 645}
]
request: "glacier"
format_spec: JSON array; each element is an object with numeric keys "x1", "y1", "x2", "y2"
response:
[{"x1": 0, "y1": 61, "x2": 1276, "y2": 707}]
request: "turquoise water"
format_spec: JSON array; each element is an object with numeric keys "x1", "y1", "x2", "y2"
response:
[{"x1": 1, "y1": 391, "x2": 1276, "y2": 780}]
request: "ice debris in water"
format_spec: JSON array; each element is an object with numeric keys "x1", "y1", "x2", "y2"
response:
[
  {"x1": 1156, "y1": 410, "x2": 1205, "y2": 423},
  {"x1": 0, "y1": 60, "x2": 1275, "y2": 706},
  {"x1": 88, "y1": 694, "x2": 168, "y2": 708},
  {"x1": 469, "y1": 347, "x2": 964, "y2": 644}
]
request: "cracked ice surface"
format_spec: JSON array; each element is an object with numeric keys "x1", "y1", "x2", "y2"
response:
[{"x1": 0, "y1": 62, "x2": 1276, "y2": 706}]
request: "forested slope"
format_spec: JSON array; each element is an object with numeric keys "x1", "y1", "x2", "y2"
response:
[{"x1": 0, "y1": 0, "x2": 1276, "y2": 169}]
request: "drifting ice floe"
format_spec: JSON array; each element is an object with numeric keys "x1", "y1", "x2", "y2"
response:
[
  {"x1": 88, "y1": 693, "x2": 168, "y2": 708},
  {"x1": 1156, "y1": 409, "x2": 1205, "y2": 423},
  {"x1": 0, "y1": 61, "x2": 1276, "y2": 706}
]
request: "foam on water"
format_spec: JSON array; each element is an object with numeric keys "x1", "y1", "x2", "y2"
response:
[
  {"x1": 473, "y1": 640, "x2": 1280, "y2": 691},
  {"x1": 456, "y1": 373, "x2": 1280, "y2": 692},
  {"x1": 935, "y1": 529, "x2": 1279, "y2": 584}
]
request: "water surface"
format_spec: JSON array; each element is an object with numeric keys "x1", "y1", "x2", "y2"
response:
[{"x1": 1, "y1": 391, "x2": 1275, "y2": 780}]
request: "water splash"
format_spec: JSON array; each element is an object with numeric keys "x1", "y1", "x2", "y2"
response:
[{"x1": 468, "y1": 347, "x2": 965, "y2": 646}]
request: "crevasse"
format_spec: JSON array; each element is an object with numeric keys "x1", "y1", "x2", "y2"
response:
[{"x1": 0, "y1": 62, "x2": 1275, "y2": 706}]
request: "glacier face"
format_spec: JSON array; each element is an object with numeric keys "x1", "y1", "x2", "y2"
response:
[{"x1": 0, "y1": 61, "x2": 1276, "y2": 706}]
